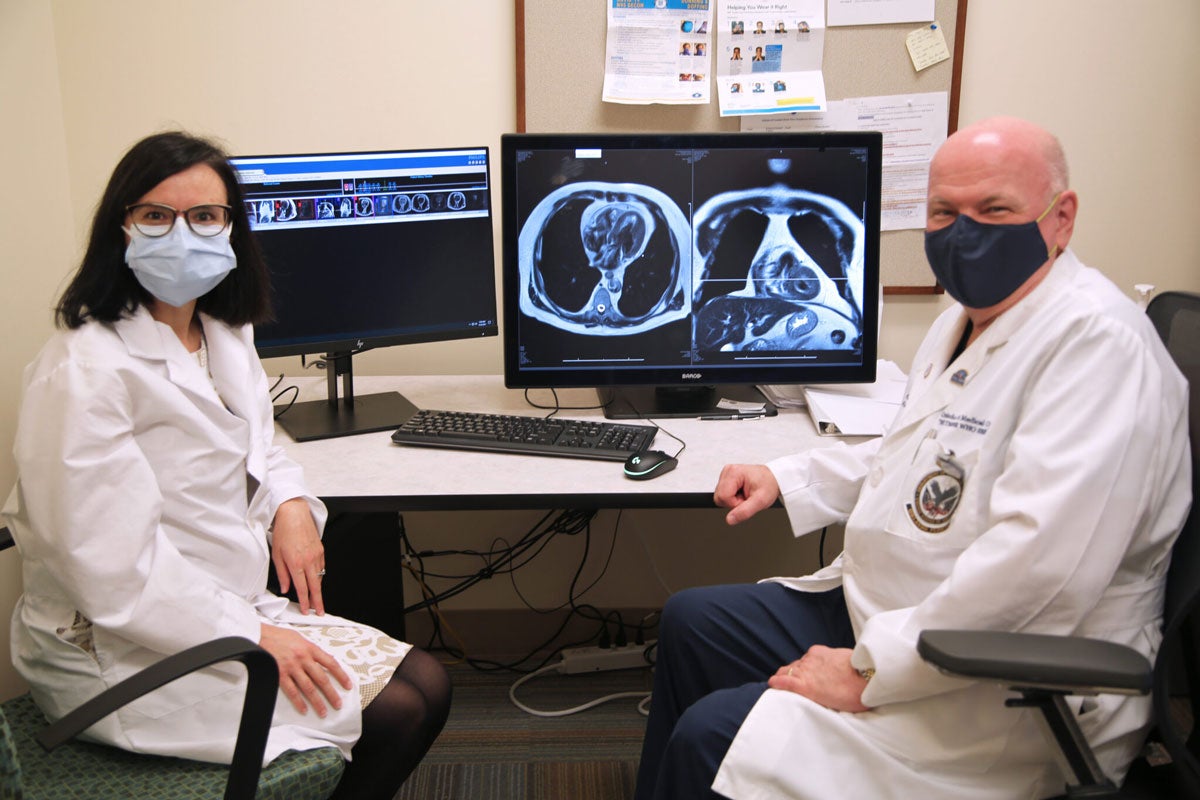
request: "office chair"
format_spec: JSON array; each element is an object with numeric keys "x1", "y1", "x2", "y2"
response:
[
  {"x1": 918, "y1": 290, "x2": 1200, "y2": 799},
  {"x1": 0, "y1": 528, "x2": 345, "y2": 800}
]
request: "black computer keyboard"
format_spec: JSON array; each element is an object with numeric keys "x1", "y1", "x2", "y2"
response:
[{"x1": 390, "y1": 408, "x2": 658, "y2": 461}]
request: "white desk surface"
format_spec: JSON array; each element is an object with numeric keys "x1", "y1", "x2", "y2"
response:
[{"x1": 275, "y1": 375, "x2": 856, "y2": 511}]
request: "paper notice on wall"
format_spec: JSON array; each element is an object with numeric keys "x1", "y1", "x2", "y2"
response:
[
  {"x1": 602, "y1": 0, "x2": 714, "y2": 105},
  {"x1": 743, "y1": 91, "x2": 949, "y2": 230},
  {"x1": 715, "y1": 0, "x2": 827, "y2": 116},
  {"x1": 827, "y1": 0, "x2": 935, "y2": 26}
]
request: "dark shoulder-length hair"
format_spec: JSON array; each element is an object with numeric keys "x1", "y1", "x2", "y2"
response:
[{"x1": 55, "y1": 131, "x2": 272, "y2": 329}]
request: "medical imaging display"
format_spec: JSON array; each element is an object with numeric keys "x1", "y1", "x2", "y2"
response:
[
  {"x1": 228, "y1": 147, "x2": 499, "y2": 441},
  {"x1": 501, "y1": 132, "x2": 881, "y2": 396},
  {"x1": 517, "y1": 176, "x2": 691, "y2": 336},
  {"x1": 690, "y1": 156, "x2": 867, "y2": 354},
  {"x1": 230, "y1": 147, "x2": 498, "y2": 358}
]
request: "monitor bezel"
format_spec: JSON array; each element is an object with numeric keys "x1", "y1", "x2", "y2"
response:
[{"x1": 499, "y1": 130, "x2": 882, "y2": 392}]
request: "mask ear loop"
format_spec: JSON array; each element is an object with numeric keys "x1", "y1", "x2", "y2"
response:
[{"x1": 1036, "y1": 192, "x2": 1064, "y2": 260}]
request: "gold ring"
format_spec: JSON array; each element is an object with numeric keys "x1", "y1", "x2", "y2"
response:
[{"x1": 787, "y1": 667, "x2": 794, "y2": 677}]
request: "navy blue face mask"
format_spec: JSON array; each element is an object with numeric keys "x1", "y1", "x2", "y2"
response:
[{"x1": 924, "y1": 195, "x2": 1060, "y2": 308}]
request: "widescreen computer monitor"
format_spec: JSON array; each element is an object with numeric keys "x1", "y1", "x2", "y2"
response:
[
  {"x1": 230, "y1": 146, "x2": 498, "y2": 440},
  {"x1": 500, "y1": 131, "x2": 882, "y2": 419}
]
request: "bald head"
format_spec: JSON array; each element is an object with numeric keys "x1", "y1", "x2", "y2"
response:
[{"x1": 933, "y1": 117, "x2": 1069, "y2": 202}]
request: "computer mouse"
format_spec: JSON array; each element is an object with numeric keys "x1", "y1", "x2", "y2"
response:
[{"x1": 624, "y1": 449, "x2": 678, "y2": 481}]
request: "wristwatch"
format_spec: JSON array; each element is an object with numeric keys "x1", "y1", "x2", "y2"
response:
[{"x1": 857, "y1": 668, "x2": 875, "y2": 682}]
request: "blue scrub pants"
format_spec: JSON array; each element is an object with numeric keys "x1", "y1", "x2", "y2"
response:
[{"x1": 634, "y1": 583, "x2": 855, "y2": 800}]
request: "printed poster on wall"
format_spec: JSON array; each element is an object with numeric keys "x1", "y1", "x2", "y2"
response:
[
  {"x1": 603, "y1": 0, "x2": 714, "y2": 105},
  {"x1": 715, "y1": 0, "x2": 827, "y2": 117}
]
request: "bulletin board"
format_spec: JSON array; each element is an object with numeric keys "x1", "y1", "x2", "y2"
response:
[{"x1": 515, "y1": 0, "x2": 969, "y2": 293}]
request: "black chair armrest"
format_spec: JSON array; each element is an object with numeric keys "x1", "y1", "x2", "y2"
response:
[
  {"x1": 38, "y1": 636, "x2": 279, "y2": 800},
  {"x1": 918, "y1": 629, "x2": 1152, "y2": 696},
  {"x1": 0, "y1": 526, "x2": 13, "y2": 552}
]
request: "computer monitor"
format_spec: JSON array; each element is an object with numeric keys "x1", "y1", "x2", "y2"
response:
[
  {"x1": 500, "y1": 131, "x2": 881, "y2": 419},
  {"x1": 230, "y1": 146, "x2": 498, "y2": 440}
]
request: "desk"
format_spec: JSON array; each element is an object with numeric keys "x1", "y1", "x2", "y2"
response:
[
  {"x1": 275, "y1": 374, "x2": 860, "y2": 639},
  {"x1": 277, "y1": 374, "x2": 849, "y2": 512}
]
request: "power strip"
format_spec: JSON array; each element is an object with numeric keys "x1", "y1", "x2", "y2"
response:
[{"x1": 559, "y1": 641, "x2": 656, "y2": 674}]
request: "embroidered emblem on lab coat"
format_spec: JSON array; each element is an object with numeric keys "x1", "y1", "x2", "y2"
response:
[{"x1": 906, "y1": 469, "x2": 963, "y2": 533}]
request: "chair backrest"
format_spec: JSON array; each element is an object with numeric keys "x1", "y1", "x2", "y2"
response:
[{"x1": 1145, "y1": 290, "x2": 1200, "y2": 789}]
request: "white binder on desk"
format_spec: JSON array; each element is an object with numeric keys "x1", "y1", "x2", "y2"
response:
[
  {"x1": 804, "y1": 388, "x2": 901, "y2": 436},
  {"x1": 761, "y1": 360, "x2": 907, "y2": 437}
]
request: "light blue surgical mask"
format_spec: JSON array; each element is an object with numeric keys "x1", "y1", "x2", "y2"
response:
[
  {"x1": 124, "y1": 219, "x2": 236, "y2": 307},
  {"x1": 924, "y1": 194, "x2": 1060, "y2": 309}
]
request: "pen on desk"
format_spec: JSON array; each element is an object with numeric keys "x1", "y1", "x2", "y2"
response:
[{"x1": 700, "y1": 412, "x2": 767, "y2": 421}]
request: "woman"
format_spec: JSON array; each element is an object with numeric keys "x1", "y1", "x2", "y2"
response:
[{"x1": 2, "y1": 131, "x2": 450, "y2": 799}]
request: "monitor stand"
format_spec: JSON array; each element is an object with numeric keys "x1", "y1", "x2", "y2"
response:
[
  {"x1": 274, "y1": 351, "x2": 418, "y2": 442},
  {"x1": 598, "y1": 385, "x2": 776, "y2": 420}
]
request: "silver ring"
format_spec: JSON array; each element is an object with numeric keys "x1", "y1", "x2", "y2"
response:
[
  {"x1": 787, "y1": 667, "x2": 794, "y2": 677},
  {"x1": 317, "y1": 569, "x2": 326, "y2": 577}
]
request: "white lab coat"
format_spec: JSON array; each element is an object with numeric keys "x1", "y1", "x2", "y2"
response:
[
  {"x1": 4, "y1": 306, "x2": 366, "y2": 764},
  {"x1": 713, "y1": 251, "x2": 1192, "y2": 799}
]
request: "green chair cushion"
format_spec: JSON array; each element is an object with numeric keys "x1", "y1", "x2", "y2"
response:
[
  {"x1": 1, "y1": 693, "x2": 343, "y2": 800},
  {"x1": 0, "y1": 697, "x2": 22, "y2": 800}
]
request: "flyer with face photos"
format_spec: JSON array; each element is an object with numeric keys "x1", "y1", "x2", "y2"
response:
[
  {"x1": 714, "y1": 0, "x2": 827, "y2": 117},
  {"x1": 602, "y1": 0, "x2": 714, "y2": 105}
]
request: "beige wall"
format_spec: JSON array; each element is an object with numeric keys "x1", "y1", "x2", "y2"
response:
[
  {"x1": 2, "y1": 0, "x2": 1198, "y2": 699},
  {"x1": 0, "y1": 0, "x2": 75, "y2": 700}
]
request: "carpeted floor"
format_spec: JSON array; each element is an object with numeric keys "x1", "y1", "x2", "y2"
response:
[{"x1": 395, "y1": 662, "x2": 651, "y2": 799}]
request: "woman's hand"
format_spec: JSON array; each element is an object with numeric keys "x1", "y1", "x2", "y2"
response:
[
  {"x1": 767, "y1": 645, "x2": 871, "y2": 713},
  {"x1": 713, "y1": 464, "x2": 781, "y2": 526},
  {"x1": 259, "y1": 623, "x2": 352, "y2": 717},
  {"x1": 271, "y1": 497, "x2": 326, "y2": 615}
]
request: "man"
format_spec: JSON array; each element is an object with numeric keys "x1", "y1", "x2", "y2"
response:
[{"x1": 634, "y1": 117, "x2": 1191, "y2": 799}]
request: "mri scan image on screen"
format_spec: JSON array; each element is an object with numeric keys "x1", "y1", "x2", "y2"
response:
[
  {"x1": 501, "y1": 132, "x2": 881, "y2": 416},
  {"x1": 691, "y1": 157, "x2": 866, "y2": 356},
  {"x1": 518, "y1": 181, "x2": 691, "y2": 336}
]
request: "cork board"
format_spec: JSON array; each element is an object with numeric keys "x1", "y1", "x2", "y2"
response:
[{"x1": 515, "y1": 0, "x2": 968, "y2": 292}]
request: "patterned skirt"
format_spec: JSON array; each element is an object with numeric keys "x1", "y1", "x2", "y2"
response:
[{"x1": 280, "y1": 621, "x2": 412, "y2": 708}]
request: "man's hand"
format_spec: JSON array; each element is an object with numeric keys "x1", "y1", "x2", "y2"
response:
[
  {"x1": 768, "y1": 645, "x2": 871, "y2": 713},
  {"x1": 713, "y1": 464, "x2": 781, "y2": 526},
  {"x1": 259, "y1": 623, "x2": 351, "y2": 717},
  {"x1": 271, "y1": 498, "x2": 325, "y2": 615}
]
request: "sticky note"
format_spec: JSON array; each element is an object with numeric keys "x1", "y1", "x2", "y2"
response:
[{"x1": 906, "y1": 22, "x2": 951, "y2": 71}]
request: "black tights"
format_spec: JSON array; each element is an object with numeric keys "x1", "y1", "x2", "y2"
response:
[{"x1": 329, "y1": 647, "x2": 451, "y2": 800}]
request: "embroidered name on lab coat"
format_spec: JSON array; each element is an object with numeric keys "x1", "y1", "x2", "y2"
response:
[{"x1": 938, "y1": 412, "x2": 992, "y2": 435}]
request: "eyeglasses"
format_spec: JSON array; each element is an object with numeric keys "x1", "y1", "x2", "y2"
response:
[{"x1": 125, "y1": 203, "x2": 232, "y2": 238}]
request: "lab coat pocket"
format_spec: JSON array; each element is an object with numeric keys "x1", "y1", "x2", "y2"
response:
[
  {"x1": 885, "y1": 438, "x2": 980, "y2": 550},
  {"x1": 116, "y1": 663, "x2": 246, "y2": 723}
]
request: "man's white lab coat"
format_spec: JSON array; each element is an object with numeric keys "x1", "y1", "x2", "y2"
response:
[
  {"x1": 4, "y1": 306, "x2": 364, "y2": 764},
  {"x1": 713, "y1": 251, "x2": 1192, "y2": 799}
]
